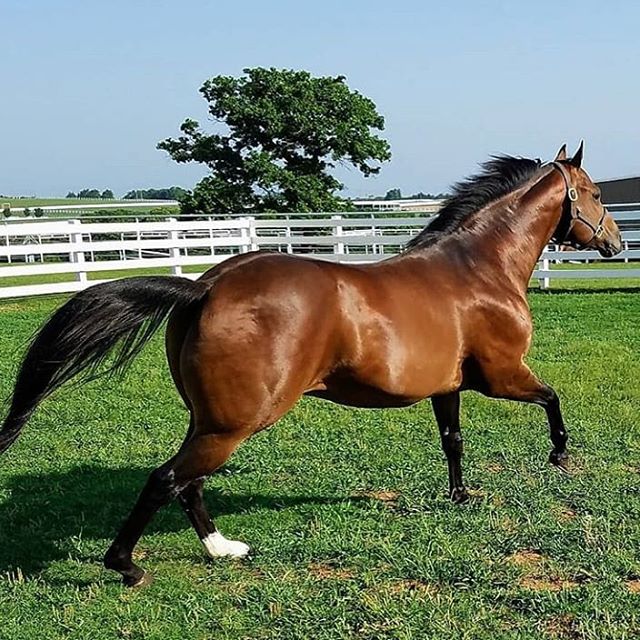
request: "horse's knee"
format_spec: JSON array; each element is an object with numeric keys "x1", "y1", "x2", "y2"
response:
[
  {"x1": 147, "y1": 466, "x2": 181, "y2": 504},
  {"x1": 441, "y1": 429, "x2": 463, "y2": 456},
  {"x1": 536, "y1": 384, "x2": 559, "y2": 409}
]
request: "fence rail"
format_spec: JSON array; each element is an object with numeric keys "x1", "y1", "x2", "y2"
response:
[{"x1": 1, "y1": 208, "x2": 639, "y2": 299}]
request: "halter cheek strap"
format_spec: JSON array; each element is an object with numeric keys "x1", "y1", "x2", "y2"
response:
[{"x1": 550, "y1": 161, "x2": 607, "y2": 247}]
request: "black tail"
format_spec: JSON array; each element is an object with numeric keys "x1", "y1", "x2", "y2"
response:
[{"x1": 0, "y1": 276, "x2": 209, "y2": 454}]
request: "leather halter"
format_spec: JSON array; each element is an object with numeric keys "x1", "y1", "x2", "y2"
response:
[{"x1": 550, "y1": 161, "x2": 607, "y2": 247}]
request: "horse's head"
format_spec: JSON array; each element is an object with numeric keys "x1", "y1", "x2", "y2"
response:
[{"x1": 551, "y1": 143, "x2": 622, "y2": 257}]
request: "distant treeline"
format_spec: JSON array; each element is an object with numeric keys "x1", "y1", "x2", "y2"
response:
[
  {"x1": 122, "y1": 187, "x2": 188, "y2": 200},
  {"x1": 64, "y1": 187, "x2": 188, "y2": 200},
  {"x1": 66, "y1": 189, "x2": 114, "y2": 199},
  {"x1": 382, "y1": 188, "x2": 449, "y2": 201}
]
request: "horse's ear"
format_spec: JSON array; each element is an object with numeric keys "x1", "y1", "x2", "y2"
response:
[
  {"x1": 554, "y1": 144, "x2": 568, "y2": 161},
  {"x1": 570, "y1": 140, "x2": 584, "y2": 168}
]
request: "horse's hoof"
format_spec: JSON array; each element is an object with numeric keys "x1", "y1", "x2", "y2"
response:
[
  {"x1": 202, "y1": 532, "x2": 251, "y2": 559},
  {"x1": 549, "y1": 450, "x2": 570, "y2": 472},
  {"x1": 450, "y1": 487, "x2": 470, "y2": 504},
  {"x1": 123, "y1": 571, "x2": 153, "y2": 588}
]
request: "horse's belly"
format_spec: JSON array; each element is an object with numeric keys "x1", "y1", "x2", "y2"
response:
[
  {"x1": 305, "y1": 383, "x2": 422, "y2": 409},
  {"x1": 305, "y1": 356, "x2": 462, "y2": 409}
]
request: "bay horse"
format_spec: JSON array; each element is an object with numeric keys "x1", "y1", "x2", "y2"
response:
[{"x1": 0, "y1": 143, "x2": 622, "y2": 586}]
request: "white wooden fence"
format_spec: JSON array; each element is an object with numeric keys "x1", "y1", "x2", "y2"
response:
[{"x1": 1, "y1": 209, "x2": 639, "y2": 299}]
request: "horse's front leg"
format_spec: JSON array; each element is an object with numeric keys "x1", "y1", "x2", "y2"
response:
[
  {"x1": 431, "y1": 392, "x2": 469, "y2": 503},
  {"x1": 482, "y1": 363, "x2": 568, "y2": 469}
]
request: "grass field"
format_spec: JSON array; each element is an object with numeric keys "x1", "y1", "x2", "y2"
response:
[
  {"x1": 0, "y1": 289, "x2": 639, "y2": 639},
  {"x1": 0, "y1": 198, "x2": 179, "y2": 219},
  {"x1": 0, "y1": 198, "x2": 135, "y2": 208}
]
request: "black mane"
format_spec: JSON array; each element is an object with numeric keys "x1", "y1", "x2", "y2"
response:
[{"x1": 406, "y1": 155, "x2": 543, "y2": 249}]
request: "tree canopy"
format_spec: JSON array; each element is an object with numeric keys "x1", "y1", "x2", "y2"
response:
[
  {"x1": 123, "y1": 187, "x2": 188, "y2": 201},
  {"x1": 385, "y1": 188, "x2": 402, "y2": 200},
  {"x1": 158, "y1": 67, "x2": 391, "y2": 215}
]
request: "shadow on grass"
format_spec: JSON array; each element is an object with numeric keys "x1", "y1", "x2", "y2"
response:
[
  {"x1": 0, "y1": 464, "x2": 345, "y2": 576},
  {"x1": 531, "y1": 286, "x2": 640, "y2": 295}
]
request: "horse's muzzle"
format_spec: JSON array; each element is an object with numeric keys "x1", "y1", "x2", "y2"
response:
[{"x1": 597, "y1": 234, "x2": 623, "y2": 258}]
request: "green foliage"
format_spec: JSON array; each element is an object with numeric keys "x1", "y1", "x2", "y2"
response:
[
  {"x1": 33, "y1": 207, "x2": 44, "y2": 218},
  {"x1": 159, "y1": 68, "x2": 391, "y2": 215},
  {"x1": 410, "y1": 191, "x2": 449, "y2": 199},
  {"x1": 2, "y1": 207, "x2": 10, "y2": 218},
  {"x1": 76, "y1": 189, "x2": 102, "y2": 199},
  {"x1": 22, "y1": 207, "x2": 31, "y2": 217},
  {"x1": 0, "y1": 291, "x2": 639, "y2": 638},
  {"x1": 101, "y1": 189, "x2": 114, "y2": 199},
  {"x1": 385, "y1": 188, "x2": 402, "y2": 200},
  {"x1": 123, "y1": 187, "x2": 188, "y2": 200},
  {"x1": 66, "y1": 191, "x2": 77, "y2": 198}
]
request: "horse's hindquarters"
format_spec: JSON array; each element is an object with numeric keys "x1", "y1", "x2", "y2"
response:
[{"x1": 174, "y1": 254, "x2": 342, "y2": 436}]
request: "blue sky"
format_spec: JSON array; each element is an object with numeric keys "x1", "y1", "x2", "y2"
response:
[{"x1": 1, "y1": 0, "x2": 638, "y2": 198}]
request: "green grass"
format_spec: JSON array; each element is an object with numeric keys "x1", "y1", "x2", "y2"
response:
[
  {"x1": 0, "y1": 198, "x2": 179, "y2": 219},
  {"x1": 0, "y1": 264, "x2": 211, "y2": 288},
  {"x1": 0, "y1": 198, "x2": 134, "y2": 208},
  {"x1": 0, "y1": 290, "x2": 639, "y2": 639}
]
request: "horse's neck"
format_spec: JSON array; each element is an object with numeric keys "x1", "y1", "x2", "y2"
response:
[{"x1": 458, "y1": 170, "x2": 565, "y2": 290}]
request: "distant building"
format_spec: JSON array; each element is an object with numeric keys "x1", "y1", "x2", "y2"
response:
[
  {"x1": 352, "y1": 198, "x2": 443, "y2": 213},
  {"x1": 597, "y1": 176, "x2": 640, "y2": 205}
]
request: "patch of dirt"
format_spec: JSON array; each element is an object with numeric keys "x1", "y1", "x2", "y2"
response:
[
  {"x1": 354, "y1": 489, "x2": 400, "y2": 507},
  {"x1": 545, "y1": 614, "x2": 580, "y2": 639},
  {"x1": 507, "y1": 550, "x2": 545, "y2": 568},
  {"x1": 485, "y1": 462, "x2": 504, "y2": 473},
  {"x1": 507, "y1": 550, "x2": 580, "y2": 592},
  {"x1": 555, "y1": 505, "x2": 577, "y2": 522},
  {"x1": 490, "y1": 493, "x2": 506, "y2": 507},
  {"x1": 497, "y1": 516, "x2": 518, "y2": 534},
  {"x1": 384, "y1": 579, "x2": 437, "y2": 597},
  {"x1": 519, "y1": 576, "x2": 578, "y2": 592},
  {"x1": 308, "y1": 563, "x2": 355, "y2": 580},
  {"x1": 626, "y1": 579, "x2": 640, "y2": 593}
]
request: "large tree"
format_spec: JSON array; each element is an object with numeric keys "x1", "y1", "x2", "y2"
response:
[{"x1": 158, "y1": 68, "x2": 391, "y2": 215}]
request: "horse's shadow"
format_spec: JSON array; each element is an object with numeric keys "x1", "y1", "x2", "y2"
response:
[{"x1": 0, "y1": 464, "x2": 345, "y2": 577}]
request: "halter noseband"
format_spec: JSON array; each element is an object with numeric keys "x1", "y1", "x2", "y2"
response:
[{"x1": 550, "y1": 161, "x2": 607, "y2": 247}]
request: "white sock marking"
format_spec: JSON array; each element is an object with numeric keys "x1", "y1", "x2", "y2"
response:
[{"x1": 202, "y1": 531, "x2": 250, "y2": 558}]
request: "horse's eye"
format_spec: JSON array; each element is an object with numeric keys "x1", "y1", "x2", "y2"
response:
[{"x1": 593, "y1": 192, "x2": 601, "y2": 201}]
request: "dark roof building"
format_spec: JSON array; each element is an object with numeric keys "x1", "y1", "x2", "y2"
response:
[{"x1": 597, "y1": 176, "x2": 640, "y2": 205}]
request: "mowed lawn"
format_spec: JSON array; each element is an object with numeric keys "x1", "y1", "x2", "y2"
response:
[{"x1": 0, "y1": 289, "x2": 639, "y2": 639}]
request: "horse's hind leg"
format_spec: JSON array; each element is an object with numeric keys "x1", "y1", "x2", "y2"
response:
[
  {"x1": 178, "y1": 477, "x2": 249, "y2": 559},
  {"x1": 104, "y1": 430, "x2": 246, "y2": 586},
  {"x1": 103, "y1": 459, "x2": 181, "y2": 587},
  {"x1": 432, "y1": 392, "x2": 469, "y2": 503}
]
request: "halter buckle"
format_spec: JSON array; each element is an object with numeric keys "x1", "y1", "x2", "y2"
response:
[
  {"x1": 567, "y1": 187, "x2": 578, "y2": 202},
  {"x1": 595, "y1": 225, "x2": 605, "y2": 240}
]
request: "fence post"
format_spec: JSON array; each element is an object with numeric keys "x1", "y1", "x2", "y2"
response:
[
  {"x1": 539, "y1": 256, "x2": 550, "y2": 290},
  {"x1": 4, "y1": 227, "x2": 10, "y2": 264},
  {"x1": 332, "y1": 214, "x2": 345, "y2": 258},
  {"x1": 209, "y1": 217, "x2": 215, "y2": 258},
  {"x1": 69, "y1": 219, "x2": 87, "y2": 284},
  {"x1": 248, "y1": 216, "x2": 258, "y2": 252},
  {"x1": 285, "y1": 223, "x2": 293, "y2": 254},
  {"x1": 239, "y1": 218, "x2": 250, "y2": 253},
  {"x1": 168, "y1": 218, "x2": 182, "y2": 276}
]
